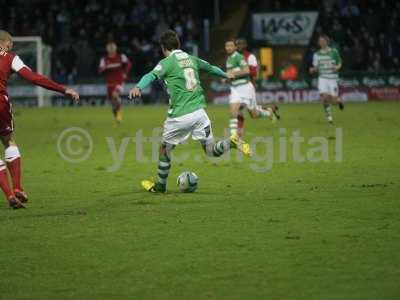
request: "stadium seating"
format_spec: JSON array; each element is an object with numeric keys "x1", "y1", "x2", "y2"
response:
[
  {"x1": 2, "y1": 0, "x2": 399, "y2": 81},
  {"x1": 250, "y1": 0, "x2": 400, "y2": 73},
  {"x1": 1, "y1": 0, "x2": 200, "y2": 82}
]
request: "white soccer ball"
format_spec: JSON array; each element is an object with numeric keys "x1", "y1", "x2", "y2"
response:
[{"x1": 177, "y1": 171, "x2": 198, "y2": 193}]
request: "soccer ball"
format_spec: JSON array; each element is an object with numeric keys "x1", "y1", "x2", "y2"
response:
[{"x1": 177, "y1": 171, "x2": 198, "y2": 193}]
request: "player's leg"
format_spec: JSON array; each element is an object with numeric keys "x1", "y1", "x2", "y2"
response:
[
  {"x1": 263, "y1": 104, "x2": 281, "y2": 120},
  {"x1": 191, "y1": 110, "x2": 231, "y2": 157},
  {"x1": 0, "y1": 157, "x2": 13, "y2": 201},
  {"x1": 329, "y1": 80, "x2": 344, "y2": 110},
  {"x1": 108, "y1": 85, "x2": 122, "y2": 123},
  {"x1": 318, "y1": 78, "x2": 333, "y2": 123},
  {"x1": 321, "y1": 93, "x2": 333, "y2": 123},
  {"x1": 244, "y1": 83, "x2": 279, "y2": 122},
  {"x1": 0, "y1": 159, "x2": 22, "y2": 208},
  {"x1": 142, "y1": 142, "x2": 174, "y2": 193},
  {"x1": 200, "y1": 132, "x2": 252, "y2": 157},
  {"x1": 337, "y1": 97, "x2": 344, "y2": 110},
  {"x1": 229, "y1": 102, "x2": 241, "y2": 136},
  {"x1": 229, "y1": 86, "x2": 245, "y2": 136},
  {"x1": 237, "y1": 105, "x2": 245, "y2": 138},
  {"x1": 0, "y1": 100, "x2": 24, "y2": 208},
  {"x1": 142, "y1": 114, "x2": 190, "y2": 193},
  {"x1": 1, "y1": 134, "x2": 27, "y2": 203},
  {"x1": 111, "y1": 88, "x2": 123, "y2": 123},
  {"x1": 248, "y1": 105, "x2": 277, "y2": 120},
  {"x1": 1, "y1": 136, "x2": 27, "y2": 205},
  {"x1": 193, "y1": 109, "x2": 251, "y2": 157},
  {"x1": 335, "y1": 96, "x2": 344, "y2": 110}
]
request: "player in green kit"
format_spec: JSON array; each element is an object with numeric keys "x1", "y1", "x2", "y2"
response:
[
  {"x1": 129, "y1": 30, "x2": 251, "y2": 193},
  {"x1": 225, "y1": 39, "x2": 279, "y2": 136},
  {"x1": 310, "y1": 35, "x2": 344, "y2": 123}
]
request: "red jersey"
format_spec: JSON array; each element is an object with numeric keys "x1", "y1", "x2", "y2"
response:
[
  {"x1": 242, "y1": 50, "x2": 258, "y2": 83},
  {"x1": 98, "y1": 53, "x2": 132, "y2": 86},
  {"x1": 0, "y1": 48, "x2": 66, "y2": 97},
  {"x1": 0, "y1": 48, "x2": 67, "y2": 137}
]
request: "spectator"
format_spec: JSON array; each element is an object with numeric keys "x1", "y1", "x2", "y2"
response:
[
  {"x1": 340, "y1": 0, "x2": 360, "y2": 17},
  {"x1": 331, "y1": 19, "x2": 345, "y2": 46},
  {"x1": 350, "y1": 37, "x2": 364, "y2": 70},
  {"x1": 2, "y1": 0, "x2": 199, "y2": 80},
  {"x1": 392, "y1": 57, "x2": 400, "y2": 72},
  {"x1": 75, "y1": 39, "x2": 95, "y2": 78}
]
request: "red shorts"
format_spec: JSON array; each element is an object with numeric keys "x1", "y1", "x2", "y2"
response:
[
  {"x1": 0, "y1": 95, "x2": 13, "y2": 137},
  {"x1": 107, "y1": 84, "x2": 124, "y2": 99}
]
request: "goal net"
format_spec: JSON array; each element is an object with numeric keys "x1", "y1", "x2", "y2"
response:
[{"x1": 8, "y1": 36, "x2": 52, "y2": 107}]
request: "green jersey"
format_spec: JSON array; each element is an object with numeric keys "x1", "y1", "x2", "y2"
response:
[
  {"x1": 150, "y1": 50, "x2": 209, "y2": 118},
  {"x1": 312, "y1": 47, "x2": 342, "y2": 80},
  {"x1": 226, "y1": 51, "x2": 250, "y2": 86}
]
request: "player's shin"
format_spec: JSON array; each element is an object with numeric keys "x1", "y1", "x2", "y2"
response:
[
  {"x1": 0, "y1": 160, "x2": 13, "y2": 200},
  {"x1": 229, "y1": 118, "x2": 238, "y2": 135},
  {"x1": 237, "y1": 114, "x2": 245, "y2": 138},
  {"x1": 157, "y1": 157, "x2": 170, "y2": 185},
  {"x1": 336, "y1": 97, "x2": 345, "y2": 110},
  {"x1": 322, "y1": 102, "x2": 333, "y2": 122},
  {"x1": 5, "y1": 145, "x2": 22, "y2": 192},
  {"x1": 155, "y1": 143, "x2": 174, "y2": 191},
  {"x1": 112, "y1": 99, "x2": 122, "y2": 122},
  {"x1": 256, "y1": 105, "x2": 272, "y2": 118},
  {"x1": 203, "y1": 140, "x2": 230, "y2": 157}
]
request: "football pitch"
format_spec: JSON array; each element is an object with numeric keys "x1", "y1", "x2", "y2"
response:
[{"x1": 0, "y1": 102, "x2": 399, "y2": 299}]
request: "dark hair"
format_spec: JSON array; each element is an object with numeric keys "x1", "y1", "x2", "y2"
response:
[
  {"x1": 319, "y1": 34, "x2": 330, "y2": 43},
  {"x1": 160, "y1": 30, "x2": 180, "y2": 51},
  {"x1": 236, "y1": 37, "x2": 247, "y2": 43}
]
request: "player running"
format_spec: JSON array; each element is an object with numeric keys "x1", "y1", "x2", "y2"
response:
[
  {"x1": 98, "y1": 42, "x2": 132, "y2": 124},
  {"x1": 129, "y1": 30, "x2": 251, "y2": 193},
  {"x1": 310, "y1": 34, "x2": 344, "y2": 124},
  {"x1": 0, "y1": 30, "x2": 79, "y2": 209},
  {"x1": 225, "y1": 39, "x2": 279, "y2": 137},
  {"x1": 236, "y1": 38, "x2": 258, "y2": 86}
]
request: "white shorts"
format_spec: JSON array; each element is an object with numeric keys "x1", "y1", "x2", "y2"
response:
[
  {"x1": 318, "y1": 78, "x2": 339, "y2": 97},
  {"x1": 229, "y1": 82, "x2": 257, "y2": 109},
  {"x1": 162, "y1": 109, "x2": 214, "y2": 145}
]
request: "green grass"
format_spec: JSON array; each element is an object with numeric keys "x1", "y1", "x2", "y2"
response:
[{"x1": 1, "y1": 102, "x2": 400, "y2": 299}]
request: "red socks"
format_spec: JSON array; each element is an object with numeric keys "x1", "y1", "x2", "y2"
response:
[
  {"x1": 0, "y1": 146, "x2": 23, "y2": 202},
  {"x1": 0, "y1": 163, "x2": 13, "y2": 199},
  {"x1": 7, "y1": 157, "x2": 21, "y2": 191},
  {"x1": 5, "y1": 145, "x2": 22, "y2": 192}
]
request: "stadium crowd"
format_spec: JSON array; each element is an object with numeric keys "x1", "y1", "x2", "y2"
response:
[
  {"x1": 1, "y1": 0, "x2": 399, "y2": 82},
  {"x1": 0, "y1": 0, "x2": 200, "y2": 83},
  {"x1": 317, "y1": 0, "x2": 400, "y2": 72},
  {"x1": 253, "y1": 0, "x2": 400, "y2": 73}
]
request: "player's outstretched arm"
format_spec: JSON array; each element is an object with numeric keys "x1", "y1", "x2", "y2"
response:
[
  {"x1": 309, "y1": 67, "x2": 318, "y2": 74},
  {"x1": 17, "y1": 68, "x2": 79, "y2": 101},
  {"x1": 64, "y1": 88, "x2": 80, "y2": 101},
  {"x1": 229, "y1": 65, "x2": 250, "y2": 79},
  {"x1": 195, "y1": 57, "x2": 229, "y2": 79},
  {"x1": 128, "y1": 72, "x2": 157, "y2": 99},
  {"x1": 98, "y1": 58, "x2": 106, "y2": 74},
  {"x1": 12, "y1": 55, "x2": 79, "y2": 101}
]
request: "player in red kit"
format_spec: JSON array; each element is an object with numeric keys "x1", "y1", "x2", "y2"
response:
[
  {"x1": 98, "y1": 42, "x2": 132, "y2": 124},
  {"x1": 235, "y1": 38, "x2": 279, "y2": 137},
  {"x1": 0, "y1": 30, "x2": 79, "y2": 209}
]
